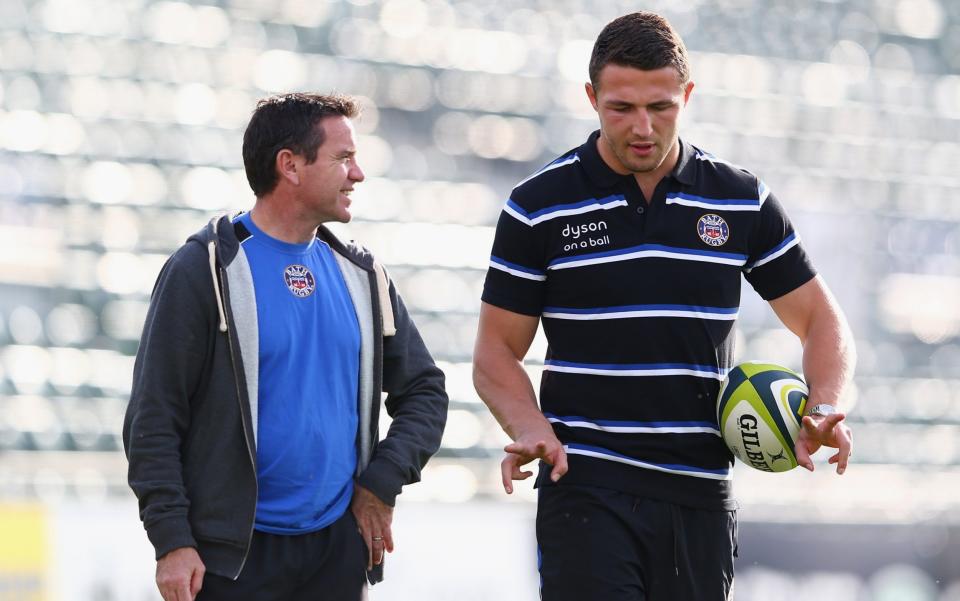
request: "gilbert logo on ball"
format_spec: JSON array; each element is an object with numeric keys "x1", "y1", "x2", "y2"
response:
[{"x1": 716, "y1": 362, "x2": 808, "y2": 472}]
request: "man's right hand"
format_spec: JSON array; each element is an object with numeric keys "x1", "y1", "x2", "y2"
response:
[
  {"x1": 156, "y1": 546, "x2": 205, "y2": 601},
  {"x1": 501, "y1": 429, "x2": 568, "y2": 494}
]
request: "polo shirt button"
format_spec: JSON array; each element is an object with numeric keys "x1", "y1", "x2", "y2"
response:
[{"x1": 636, "y1": 205, "x2": 645, "y2": 214}]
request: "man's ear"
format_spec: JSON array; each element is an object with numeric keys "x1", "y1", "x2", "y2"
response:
[
  {"x1": 683, "y1": 80, "x2": 695, "y2": 105},
  {"x1": 585, "y1": 82, "x2": 599, "y2": 112},
  {"x1": 275, "y1": 149, "x2": 300, "y2": 186}
]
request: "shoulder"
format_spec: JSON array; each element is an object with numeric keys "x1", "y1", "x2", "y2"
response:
[
  {"x1": 509, "y1": 150, "x2": 584, "y2": 212},
  {"x1": 687, "y1": 144, "x2": 765, "y2": 200},
  {"x1": 159, "y1": 214, "x2": 237, "y2": 286},
  {"x1": 316, "y1": 225, "x2": 376, "y2": 272},
  {"x1": 164, "y1": 238, "x2": 211, "y2": 277},
  {"x1": 145, "y1": 239, "x2": 217, "y2": 313}
]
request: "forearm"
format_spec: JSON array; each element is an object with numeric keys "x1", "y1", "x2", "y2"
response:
[
  {"x1": 362, "y1": 376, "x2": 447, "y2": 506},
  {"x1": 473, "y1": 347, "x2": 550, "y2": 441},
  {"x1": 126, "y1": 372, "x2": 198, "y2": 557},
  {"x1": 367, "y1": 292, "x2": 449, "y2": 506},
  {"x1": 126, "y1": 387, "x2": 198, "y2": 558},
  {"x1": 771, "y1": 278, "x2": 855, "y2": 471},
  {"x1": 378, "y1": 360, "x2": 448, "y2": 464},
  {"x1": 801, "y1": 303, "x2": 856, "y2": 410}
]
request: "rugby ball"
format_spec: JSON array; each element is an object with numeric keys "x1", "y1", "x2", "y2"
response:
[{"x1": 716, "y1": 362, "x2": 808, "y2": 472}]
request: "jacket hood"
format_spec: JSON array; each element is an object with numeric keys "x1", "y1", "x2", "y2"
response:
[
  {"x1": 186, "y1": 213, "x2": 376, "y2": 271},
  {"x1": 185, "y1": 213, "x2": 378, "y2": 334}
]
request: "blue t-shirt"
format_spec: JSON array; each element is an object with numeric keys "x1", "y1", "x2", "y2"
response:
[{"x1": 236, "y1": 212, "x2": 361, "y2": 534}]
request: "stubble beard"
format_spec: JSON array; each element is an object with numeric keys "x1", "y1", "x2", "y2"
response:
[
  {"x1": 601, "y1": 129, "x2": 666, "y2": 175},
  {"x1": 616, "y1": 142, "x2": 663, "y2": 175}
]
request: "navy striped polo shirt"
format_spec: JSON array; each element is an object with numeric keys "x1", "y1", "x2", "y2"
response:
[{"x1": 482, "y1": 131, "x2": 816, "y2": 509}]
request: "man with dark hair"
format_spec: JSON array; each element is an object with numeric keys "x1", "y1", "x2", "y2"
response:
[
  {"x1": 241, "y1": 93, "x2": 361, "y2": 197},
  {"x1": 125, "y1": 92, "x2": 448, "y2": 601},
  {"x1": 474, "y1": 11, "x2": 854, "y2": 600}
]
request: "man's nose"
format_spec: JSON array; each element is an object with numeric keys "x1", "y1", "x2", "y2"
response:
[
  {"x1": 350, "y1": 162, "x2": 365, "y2": 182},
  {"x1": 631, "y1": 110, "x2": 653, "y2": 137}
]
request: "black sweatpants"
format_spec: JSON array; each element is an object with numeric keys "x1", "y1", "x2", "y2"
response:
[
  {"x1": 537, "y1": 484, "x2": 737, "y2": 601},
  {"x1": 197, "y1": 510, "x2": 368, "y2": 601}
]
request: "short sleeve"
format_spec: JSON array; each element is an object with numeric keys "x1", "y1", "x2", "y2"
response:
[
  {"x1": 481, "y1": 198, "x2": 549, "y2": 316},
  {"x1": 742, "y1": 185, "x2": 817, "y2": 300}
]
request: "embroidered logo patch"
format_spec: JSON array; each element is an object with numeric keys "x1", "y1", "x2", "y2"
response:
[
  {"x1": 697, "y1": 214, "x2": 729, "y2": 247},
  {"x1": 284, "y1": 264, "x2": 316, "y2": 298}
]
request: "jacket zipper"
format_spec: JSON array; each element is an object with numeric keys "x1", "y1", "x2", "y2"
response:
[{"x1": 219, "y1": 264, "x2": 258, "y2": 580}]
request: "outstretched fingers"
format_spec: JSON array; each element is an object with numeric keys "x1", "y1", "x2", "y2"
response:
[
  {"x1": 830, "y1": 421, "x2": 853, "y2": 475},
  {"x1": 500, "y1": 438, "x2": 569, "y2": 492},
  {"x1": 545, "y1": 445, "x2": 568, "y2": 482},
  {"x1": 796, "y1": 413, "x2": 853, "y2": 475},
  {"x1": 501, "y1": 453, "x2": 534, "y2": 494},
  {"x1": 794, "y1": 431, "x2": 814, "y2": 472},
  {"x1": 504, "y1": 439, "x2": 546, "y2": 459}
]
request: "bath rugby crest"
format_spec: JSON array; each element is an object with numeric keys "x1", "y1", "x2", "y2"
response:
[
  {"x1": 284, "y1": 264, "x2": 316, "y2": 298},
  {"x1": 697, "y1": 213, "x2": 729, "y2": 247}
]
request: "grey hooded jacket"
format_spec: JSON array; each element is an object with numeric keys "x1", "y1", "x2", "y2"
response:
[{"x1": 123, "y1": 214, "x2": 448, "y2": 583}]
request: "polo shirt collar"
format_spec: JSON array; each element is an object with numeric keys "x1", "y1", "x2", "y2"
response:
[
  {"x1": 579, "y1": 130, "x2": 697, "y2": 188},
  {"x1": 672, "y1": 137, "x2": 697, "y2": 186}
]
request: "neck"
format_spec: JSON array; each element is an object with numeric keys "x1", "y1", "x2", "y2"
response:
[{"x1": 249, "y1": 195, "x2": 319, "y2": 244}]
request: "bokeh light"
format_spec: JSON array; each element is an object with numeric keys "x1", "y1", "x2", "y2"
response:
[
  {"x1": 253, "y1": 50, "x2": 307, "y2": 92},
  {"x1": 45, "y1": 304, "x2": 98, "y2": 347}
]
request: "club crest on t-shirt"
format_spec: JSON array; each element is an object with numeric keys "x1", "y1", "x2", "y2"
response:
[
  {"x1": 697, "y1": 213, "x2": 729, "y2": 247},
  {"x1": 284, "y1": 264, "x2": 316, "y2": 298}
]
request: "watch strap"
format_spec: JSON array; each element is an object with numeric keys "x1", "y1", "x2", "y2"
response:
[{"x1": 808, "y1": 403, "x2": 837, "y2": 417}]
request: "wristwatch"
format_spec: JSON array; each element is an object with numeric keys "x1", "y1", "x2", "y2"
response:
[{"x1": 807, "y1": 404, "x2": 838, "y2": 417}]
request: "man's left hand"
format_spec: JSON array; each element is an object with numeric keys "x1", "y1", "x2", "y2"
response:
[
  {"x1": 794, "y1": 411, "x2": 853, "y2": 475},
  {"x1": 350, "y1": 484, "x2": 394, "y2": 570}
]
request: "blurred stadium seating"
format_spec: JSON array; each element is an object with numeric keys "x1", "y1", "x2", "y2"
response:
[{"x1": 1, "y1": 0, "x2": 959, "y2": 597}]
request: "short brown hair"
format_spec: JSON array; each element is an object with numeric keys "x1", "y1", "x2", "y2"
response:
[
  {"x1": 242, "y1": 93, "x2": 360, "y2": 197},
  {"x1": 589, "y1": 12, "x2": 690, "y2": 89}
]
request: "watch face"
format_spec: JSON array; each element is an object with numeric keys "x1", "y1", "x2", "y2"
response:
[{"x1": 811, "y1": 404, "x2": 837, "y2": 417}]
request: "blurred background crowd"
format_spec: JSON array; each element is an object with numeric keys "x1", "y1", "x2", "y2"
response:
[{"x1": 0, "y1": 0, "x2": 959, "y2": 599}]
